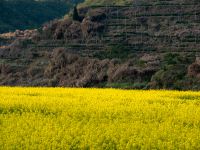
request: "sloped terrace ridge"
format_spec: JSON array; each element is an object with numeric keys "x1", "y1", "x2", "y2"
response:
[{"x1": 31, "y1": 0, "x2": 200, "y2": 57}]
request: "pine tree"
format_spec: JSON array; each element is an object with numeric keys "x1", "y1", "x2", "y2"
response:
[{"x1": 72, "y1": 5, "x2": 80, "y2": 21}]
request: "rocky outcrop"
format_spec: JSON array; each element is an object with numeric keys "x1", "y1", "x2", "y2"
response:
[
  {"x1": 81, "y1": 17, "x2": 105, "y2": 37},
  {"x1": 64, "y1": 22, "x2": 82, "y2": 40},
  {"x1": 88, "y1": 8, "x2": 107, "y2": 22}
]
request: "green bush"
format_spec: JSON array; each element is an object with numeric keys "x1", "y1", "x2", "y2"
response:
[{"x1": 94, "y1": 44, "x2": 130, "y2": 59}]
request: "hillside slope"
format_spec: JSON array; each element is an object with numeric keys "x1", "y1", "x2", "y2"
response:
[
  {"x1": 0, "y1": 0, "x2": 83, "y2": 33},
  {"x1": 79, "y1": 0, "x2": 131, "y2": 6},
  {"x1": 0, "y1": 0, "x2": 200, "y2": 89}
]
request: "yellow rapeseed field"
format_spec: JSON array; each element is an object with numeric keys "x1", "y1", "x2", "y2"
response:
[{"x1": 0, "y1": 87, "x2": 200, "y2": 149}]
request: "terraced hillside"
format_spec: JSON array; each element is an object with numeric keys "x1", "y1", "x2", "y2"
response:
[
  {"x1": 30, "y1": 1, "x2": 200, "y2": 56},
  {"x1": 0, "y1": 0, "x2": 200, "y2": 89}
]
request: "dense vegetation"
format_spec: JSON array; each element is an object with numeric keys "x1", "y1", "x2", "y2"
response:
[
  {"x1": 0, "y1": 0, "x2": 199, "y2": 89},
  {"x1": 0, "y1": 0, "x2": 83, "y2": 33}
]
